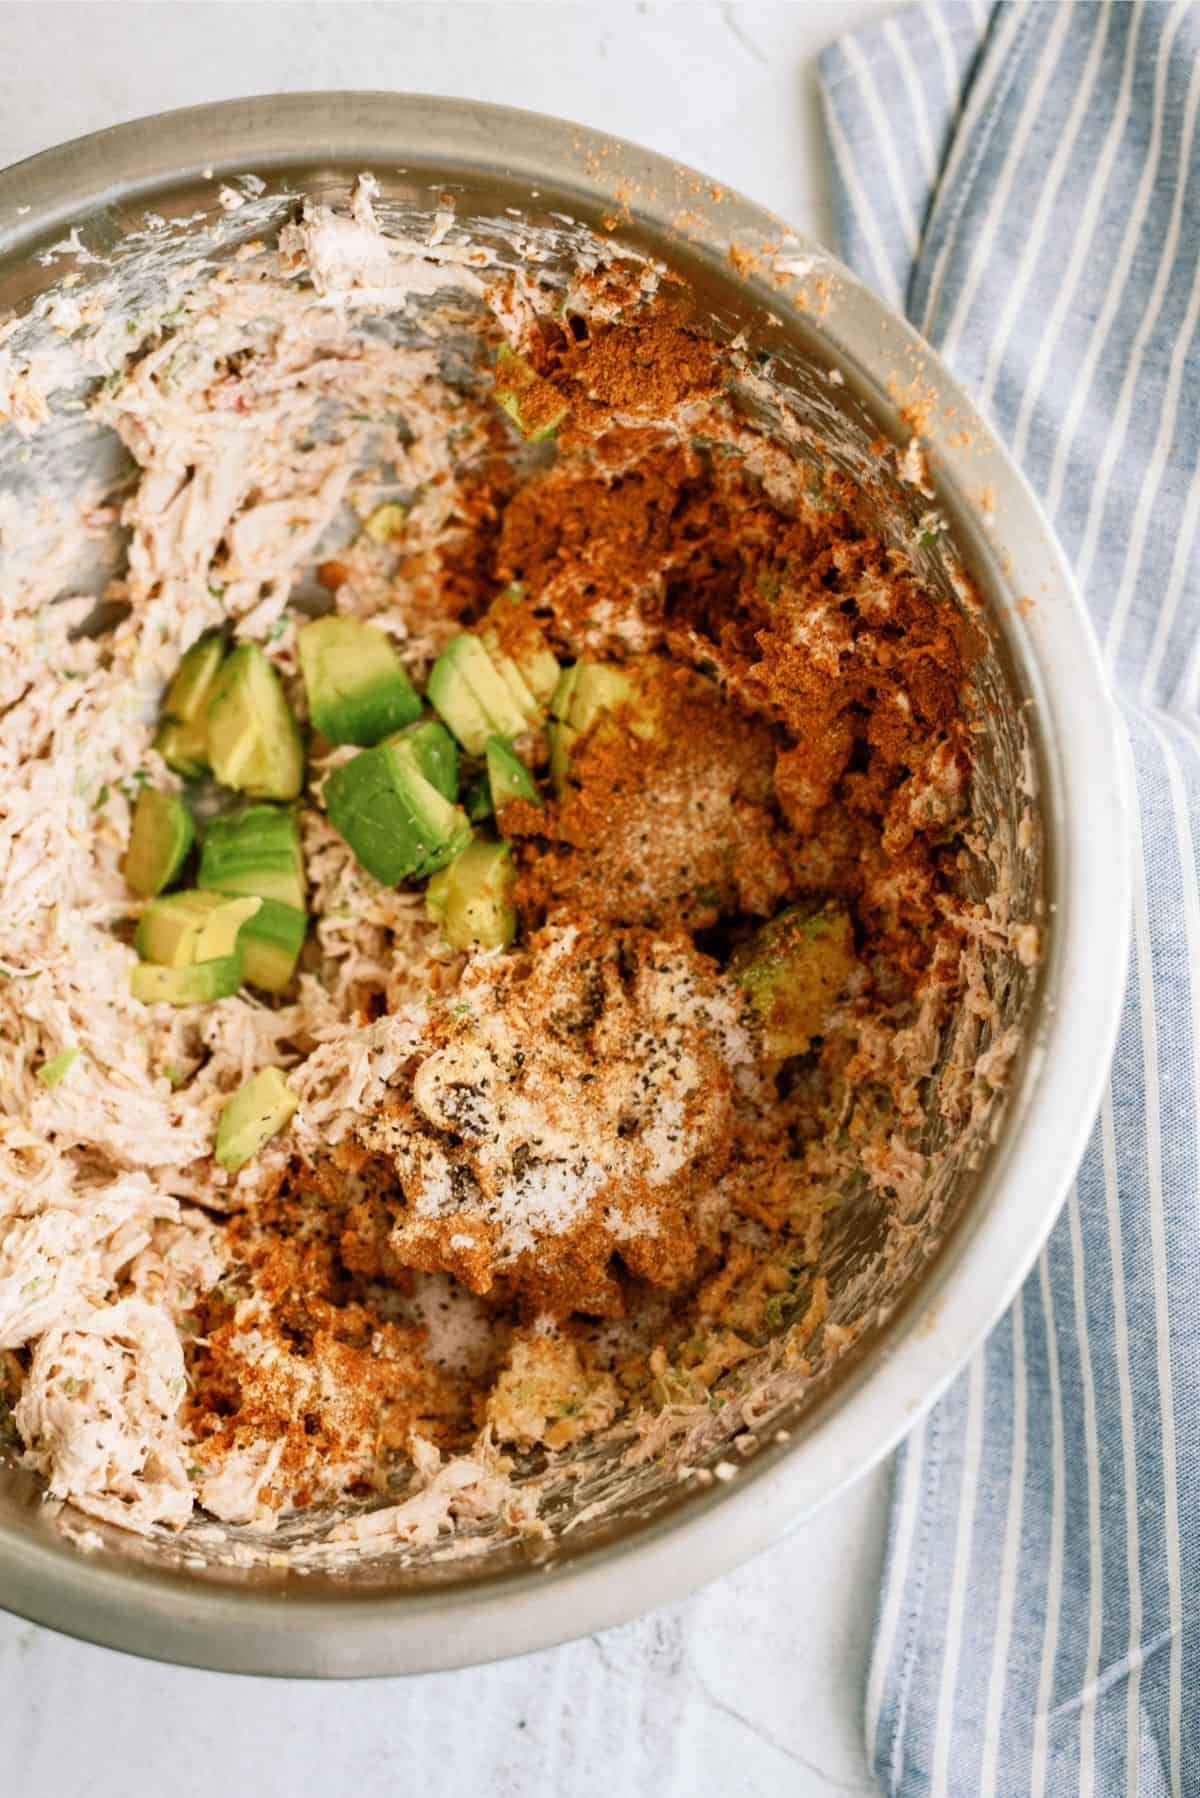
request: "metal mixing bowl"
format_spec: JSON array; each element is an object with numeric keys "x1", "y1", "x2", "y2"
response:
[{"x1": 0, "y1": 94, "x2": 1129, "y2": 1675}]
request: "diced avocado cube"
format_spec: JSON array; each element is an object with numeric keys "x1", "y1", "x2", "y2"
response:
[
  {"x1": 363, "y1": 501, "x2": 408, "y2": 543},
  {"x1": 37, "y1": 1047, "x2": 80, "y2": 1089},
  {"x1": 123, "y1": 787, "x2": 195, "y2": 898},
  {"x1": 426, "y1": 838, "x2": 517, "y2": 952},
  {"x1": 130, "y1": 955, "x2": 243, "y2": 1007},
  {"x1": 206, "y1": 643, "x2": 304, "y2": 800},
  {"x1": 427, "y1": 633, "x2": 529, "y2": 755},
  {"x1": 198, "y1": 805, "x2": 307, "y2": 911},
  {"x1": 486, "y1": 736, "x2": 539, "y2": 811},
  {"x1": 562, "y1": 662, "x2": 633, "y2": 730},
  {"x1": 427, "y1": 660, "x2": 491, "y2": 757},
  {"x1": 238, "y1": 899, "x2": 308, "y2": 994},
  {"x1": 214, "y1": 1066, "x2": 298, "y2": 1172},
  {"x1": 493, "y1": 345, "x2": 569, "y2": 442},
  {"x1": 548, "y1": 662, "x2": 581, "y2": 724},
  {"x1": 163, "y1": 633, "x2": 226, "y2": 726},
  {"x1": 136, "y1": 890, "x2": 262, "y2": 967},
  {"x1": 324, "y1": 738, "x2": 472, "y2": 885},
  {"x1": 154, "y1": 717, "x2": 209, "y2": 780},
  {"x1": 203, "y1": 804, "x2": 299, "y2": 855},
  {"x1": 479, "y1": 628, "x2": 540, "y2": 729},
  {"x1": 547, "y1": 661, "x2": 633, "y2": 791},
  {"x1": 547, "y1": 724, "x2": 570, "y2": 792},
  {"x1": 154, "y1": 633, "x2": 226, "y2": 777},
  {"x1": 386, "y1": 717, "x2": 459, "y2": 801},
  {"x1": 730, "y1": 904, "x2": 858, "y2": 1058},
  {"x1": 296, "y1": 616, "x2": 421, "y2": 746},
  {"x1": 464, "y1": 772, "x2": 493, "y2": 822},
  {"x1": 483, "y1": 589, "x2": 560, "y2": 702},
  {"x1": 519, "y1": 642, "x2": 561, "y2": 706}
]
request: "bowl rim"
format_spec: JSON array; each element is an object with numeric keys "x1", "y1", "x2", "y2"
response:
[{"x1": 0, "y1": 91, "x2": 1132, "y2": 1677}]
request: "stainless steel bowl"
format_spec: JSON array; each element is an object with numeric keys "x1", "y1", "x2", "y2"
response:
[{"x1": 0, "y1": 94, "x2": 1129, "y2": 1675}]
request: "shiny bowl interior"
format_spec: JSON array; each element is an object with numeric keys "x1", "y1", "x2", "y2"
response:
[{"x1": 0, "y1": 95, "x2": 1129, "y2": 1675}]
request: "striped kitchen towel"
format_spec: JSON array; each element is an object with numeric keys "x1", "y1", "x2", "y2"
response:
[{"x1": 820, "y1": 3, "x2": 1200, "y2": 1795}]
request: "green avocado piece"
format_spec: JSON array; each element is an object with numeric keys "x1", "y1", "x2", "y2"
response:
[
  {"x1": 479, "y1": 628, "x2": 541, "y2": 729},
  {"x1": 548, "y1": 662, "x2": 581, "y2": 724},
  {"x1": 493, "y1": 345, "x2": 569, "y2": 442},
  {"x1": 486, "y1": 736, "x2": 539, "y2": 811},
  {"x1": 427, "y1": 633, "x2": 530, "y2": 755},
  {"x1": 154, "y1": 717, "x2": 210, "y2": 780},
  {"x1": 426, "y1": 649, "x2": 491, "y2": 755},
  {"x1": 547, "y1": 723, "x2": 569, "y2": 792},
  {"x1": 136, "y1": 890, "x2": 262, "y2": 968},
  {"x1": 198, "y1": 805, "x2": 307, "y2": 911},
  {"x1": 425, "y1": 837, "x2": 517, "y2": 951},
  {"x1": 297, "y1": 616, "x2": 421, "y2": 746},
  {"x1": 324, "y1": 738, "x2": 471, "y2": 885},
  {"x1": 130, "y1": 955, "x2": 243, "y2": 1007},
  {"x1": 238, "y1": 899, "x2": 308, "y2": 994},
  {"x1": 561, "y1": 662, "x2": 633, "y2": 730},
  {"x1": 729, "y1": 904, "x2": 858, "y2": 1058},
  {"x1": 518, "y1": 642, "x2": 561, "y2": 706},
  {"x1": 214, "y1": 1066, "x2": 298, "y2": 1172},
  {"x1": 363, "y1": 501, "x2": 408, "y2": 543},
  {"x1": 547, "y1": 661, "x2": 633, "y2": 791},
  {"x1": 164, "y1": 633, "x2": 227, "y2": 723},
  {"x1": 385, "y1": 717, "x2": 459, "y2": 802},
  {"x1": 483, "y1": 588, "x2": 560, "y2": 702},
  {"x1": 206, "y1": 644, "x2": 304, "y2": 800},
  {"x1": 155, "y1": 633, "x2": 227, "y2": 777},
  {"x1": 123, "y1": 787, "x2": 195, "y2": 898},
  {"x1": 464, "y1": 772, "x2": 493, "y2": 822},
  {"x1": 37, "y1": 1047, "x2": 81, "y2": 1089}
]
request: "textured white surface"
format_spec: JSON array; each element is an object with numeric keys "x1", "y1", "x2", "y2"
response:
[{"x1": 0, "y1": 4, "x2": 896, "y2": 1793}]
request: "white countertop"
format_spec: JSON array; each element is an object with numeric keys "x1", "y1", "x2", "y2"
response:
[{"x1": 0, "y1": 4, "x2": 898, "y2": 1792}]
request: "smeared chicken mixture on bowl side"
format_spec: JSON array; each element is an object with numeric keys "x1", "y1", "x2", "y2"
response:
[{"x1": 0, "y1": 179, "x2": 989, "y2": 1545}]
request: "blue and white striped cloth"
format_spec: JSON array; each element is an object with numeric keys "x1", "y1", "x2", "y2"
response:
[{"x1": 820, "y1": 3, "x2": 1200, "y2": 1793}]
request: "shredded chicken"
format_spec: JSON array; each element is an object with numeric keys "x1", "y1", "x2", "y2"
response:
[
  {"x1": 16, "y1": 1299, "x2": 192, "y2": 1533},
  {"x1": 0, "y1": 190, "x2": 477, "y2": 1528}
]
